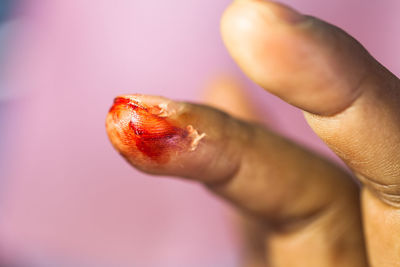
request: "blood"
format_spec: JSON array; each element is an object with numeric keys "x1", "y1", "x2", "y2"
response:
[{"x1": 109, "y1": 97, "x2": 189, "y2": 162}]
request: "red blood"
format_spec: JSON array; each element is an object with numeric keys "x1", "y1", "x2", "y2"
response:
[{"x1": 109, "y1": 97, "x2": 189, "y2": 163}]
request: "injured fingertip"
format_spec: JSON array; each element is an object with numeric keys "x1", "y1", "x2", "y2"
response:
[{"x1": 106, "y1": 95, "x2": 206, "y2": 168}]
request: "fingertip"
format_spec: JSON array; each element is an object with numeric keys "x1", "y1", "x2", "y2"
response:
[
  {"x1": 221, "y1": 0, "x2": 370, "y2": 115},
  {"x1": 106, "y1": 94, "x2": 241, "y2": 183},
  {"x1": 221, "y1": 0, "x2": 307, "y2": 68},
  {"x1": 106, "y1": 95, "x2": 194, "y2": 169}
]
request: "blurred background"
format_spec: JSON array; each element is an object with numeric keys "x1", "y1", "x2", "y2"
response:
[{"x1": 0, "y1": 0, "x2": 399, "y2": 266}]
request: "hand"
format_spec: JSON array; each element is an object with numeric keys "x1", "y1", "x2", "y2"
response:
[{"x1": 106, "y1": 1, "x2": 400, "y2": 266}]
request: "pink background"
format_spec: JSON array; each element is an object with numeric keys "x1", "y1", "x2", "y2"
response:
[{"x1": 1, "y1": 0, "x2": 400, "y2": 266}]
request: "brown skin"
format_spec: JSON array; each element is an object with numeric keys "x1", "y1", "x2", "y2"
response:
[{"x1": 106, "y1": 1, "x2": 400, "y2": 266}]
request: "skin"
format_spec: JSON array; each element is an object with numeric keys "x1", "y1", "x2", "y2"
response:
[{"x1": 106, "y1": 1, "x2": 400, "y2": 266}]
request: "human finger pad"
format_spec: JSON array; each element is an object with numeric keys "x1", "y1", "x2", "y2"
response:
[{"x1": 221, "y1": 0, "x2": 370, "y2": 115}]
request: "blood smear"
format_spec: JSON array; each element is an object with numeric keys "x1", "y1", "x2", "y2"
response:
[{"x1": 108, "y1": 97, "x2": 189, "y2": 163}]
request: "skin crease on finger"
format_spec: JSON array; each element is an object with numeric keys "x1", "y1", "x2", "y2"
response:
[{"x1": 202, "y1": 77, "x2": 268, "y2": 267}]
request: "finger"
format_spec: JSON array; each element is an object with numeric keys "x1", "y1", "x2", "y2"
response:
[
  {"x1": 202, "y1": 75, "x2": 259, "y2": 122},
  {"x1": 202, "y1": 75, "x2": 268, "y2": 267},
  {"x1": 221, "y1": 0, "x2": 400, "y2": 265},
  {"x1": 221, "y1": 0, "x2": 369, "y2": 116},
  {"x1": 106, "y1": 94, "x2": 367, "y2": 266},
  {"x1": 221, "y1": 0, "x2": 400, "y2": 202}
]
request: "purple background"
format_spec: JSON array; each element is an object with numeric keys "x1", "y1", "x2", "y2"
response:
[{"x1": 1, "y1": 0, "x2": 400, "y2": 266}]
